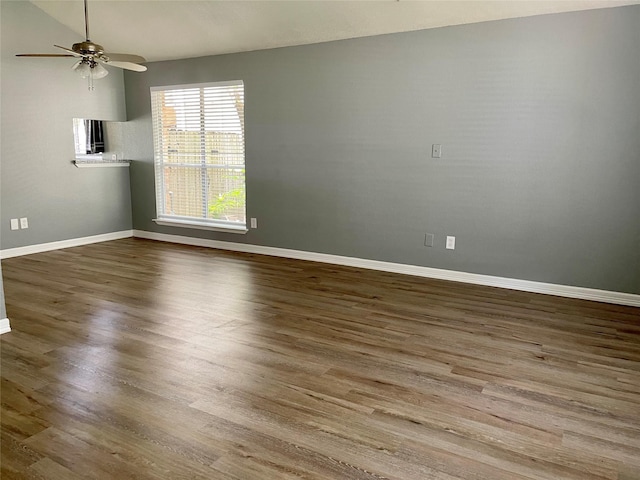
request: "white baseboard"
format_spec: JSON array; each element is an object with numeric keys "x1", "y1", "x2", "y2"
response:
[
  {"x1": 0, "y1": 230, "x2": 133, "y2": 259},
  {"x1": 1, "y1": 229, "x2": 637, "y2": 308},
  {"x1": 133, "y1": 230, "x2": 640, "y2": 308},
  {"x1": 0, "y1": 318, "x2": 10, "y2": 335}
]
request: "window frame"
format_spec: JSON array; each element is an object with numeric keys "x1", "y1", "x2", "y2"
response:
[{"x1": 150, "y1": 80, "x2": 247, "y2": 234}]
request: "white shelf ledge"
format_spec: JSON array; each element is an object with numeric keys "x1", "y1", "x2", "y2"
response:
[{"x1": 73, "y1": 160, "x2": 131, "y2": 168}]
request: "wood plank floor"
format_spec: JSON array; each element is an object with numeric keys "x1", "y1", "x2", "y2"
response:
[{"x1": 1, "y1": 238, "x2": 639, "y2": 479}]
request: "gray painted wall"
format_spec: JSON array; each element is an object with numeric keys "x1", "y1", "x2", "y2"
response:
[
  {"x1": 138, "y1": 7, "x2": 636, "y2": 295},
  {"x1": 1, "y1": 1, "x2": 132, "y2": 251}
]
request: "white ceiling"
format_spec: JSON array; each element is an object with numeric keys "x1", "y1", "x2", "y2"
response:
[{"x1": 29, "y1": 0, "x2": 640, "y2": 63}]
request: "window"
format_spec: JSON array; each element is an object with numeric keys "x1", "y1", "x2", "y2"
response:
[{"x1": 150, "y1": 80, "x2": 246, "y2": 232}]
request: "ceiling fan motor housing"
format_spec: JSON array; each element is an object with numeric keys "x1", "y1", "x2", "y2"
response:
[{"x1": 72, "y1": 41, "x2": 104, "y2": 56}]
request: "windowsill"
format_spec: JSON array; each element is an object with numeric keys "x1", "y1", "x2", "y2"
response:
[
  {"x1": 153, "y1": 218, "x2": 248, "y2": 234},
  {"x1": 74, "y1": 160, "x2": 131, "y2": 168}
]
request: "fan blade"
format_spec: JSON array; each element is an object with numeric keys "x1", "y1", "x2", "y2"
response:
[
  {"x1": 54, "y1": 45, "x2": 83, "y2": 57},
  {"x1": 103, "y1": 53, "x2": 146, "y2": 63},
  {"x1": 100, "y1": 60, "x2": 147, "y2": 72},
  {"x1": 16, "y1": 53, "x2": 75, "y2": 57}
]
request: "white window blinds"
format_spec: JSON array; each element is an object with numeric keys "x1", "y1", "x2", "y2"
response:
[{"x1": 150, "y1": 80, "x2": 246, "y2": 230}]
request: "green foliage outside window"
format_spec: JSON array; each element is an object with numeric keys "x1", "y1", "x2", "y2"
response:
[
  {"x1": 208, "y1": 169, "x2": 246, "y2": 220},
  {"x1": 208, "y1": 186, "x2": 246, "y2": 219}
]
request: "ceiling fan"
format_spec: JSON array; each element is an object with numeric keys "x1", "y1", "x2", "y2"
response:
[{"x1": 16, "y1": 0, "x2": 147, "y2": 89}]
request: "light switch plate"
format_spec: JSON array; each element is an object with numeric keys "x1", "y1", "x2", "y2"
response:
[
  {"x1": 432, "y1": 144, "x2": 442, "y2": 158},
  {"x1": 424, "y1": 233, "x2": 434, "y2": 247},
  {"x1": 250, "y1": 218, "x2": 257, "y2": 229}
]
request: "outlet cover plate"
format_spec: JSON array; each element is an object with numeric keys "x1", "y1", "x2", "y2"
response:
[
  {"x1": 446, "y1": 236, "x2": 456, "y2": 250},
  {"x1": 10, "y1": 219, "x2": 19, "y2": 230}
]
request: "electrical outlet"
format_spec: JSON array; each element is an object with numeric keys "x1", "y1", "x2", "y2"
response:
[
  {"x1": 20, "y1": 217, "x2": 29, "y2": 229},
  {"x1": 10, "y1": 218, "x2": 19, "y2": 230},
  {"x1": 424, "y1": 233, "x2": 434, "y2": 247},
  {"x1": 250, "y1": 218, "x2": 257, "y2": 229},
  {"x1": 446, "y1": 236, "x2": 455, "y2": 250},
  {"x1": 432, "y1": 144, "x2": 442, "y2": 158}
]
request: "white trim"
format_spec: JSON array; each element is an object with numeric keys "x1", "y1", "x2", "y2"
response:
[
  {"x1": 132, "y1": 229, "x2": 640, "y2": 307},
  {"x1": 0, "y1": 230, "x2": 133, "y2": 259},
  {"x1": 153, "y1": 218, "x2": 248, "y2": 234},
  {"x1": 1, "y1": 228, "x2": 636, "y2": 307},
  {"x1": 0, "y1": 318, "x2": 10, "y2": 335},
  {"x1": 74, "y1": 161, "x2": 131, "y2": 168}
]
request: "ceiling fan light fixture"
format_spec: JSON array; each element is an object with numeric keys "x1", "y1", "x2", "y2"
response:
[
  {"x1": 92, "y1": 62, "x2": 109, "y2": 79},
  {"x1": 73, "y1": 58, "x2": 108, "y2": 90},
  {"x1": 73, "y1": 59, "x2": 91, "y2": 77}
]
